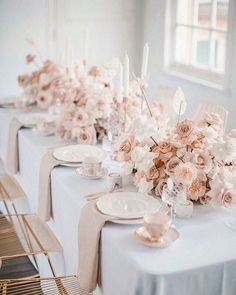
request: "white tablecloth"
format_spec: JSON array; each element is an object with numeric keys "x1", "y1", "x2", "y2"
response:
[{"x1": 0, "y1": 108, "x2": 236, "y2": 295}]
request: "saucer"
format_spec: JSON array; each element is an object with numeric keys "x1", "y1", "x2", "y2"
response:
[
  {"x1": 76, "y1": 167, "x2": 108, "y2": 180},
  {"x1": 134, "y1": 226, "x2": 179, "y2": 248}
]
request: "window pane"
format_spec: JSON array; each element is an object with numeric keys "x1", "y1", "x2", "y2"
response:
[
  {"x1": 211, "y1": 32, "x2": 226, "y2": 73},
  {"x1": 216, "y1": 0, "x2": 229, "y2": 30},
  {"x1": 192, "y1": 29, "x2": 210, "y2": 68},
  {"x1": 177, "y1": 0, "x2": 194, "y2": 25},
  {"x1": 197, "y1": 0, "x2": 212, "y2": 28},
  {"x1": 175, "y1": 26, "x2": 193, "y2": 65}
]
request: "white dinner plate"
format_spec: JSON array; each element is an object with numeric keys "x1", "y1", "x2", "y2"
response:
[
  {"x1": 53, "y1": 145, "x2": 107, "y2": 164},
  {"x1": 18, "y1": 113, "x2": 56, "y2": 127},
  {"x1": 96, "y1": 192, "x2": 165, "y2": 219},
  {"x1": 110, "y1": 202, "x2": 169, "y2": 224},
  {"x1": 0, "y1": 96, "x2": 19, "y2": 107}
]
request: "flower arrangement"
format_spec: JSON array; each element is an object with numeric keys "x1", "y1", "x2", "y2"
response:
[
  {"x1": 18, "y1": 53, "x2": 66, "y2": 109},
  {"x1": 55, "y1": 67, "x2": 115, "y2": 145},
  {"x1": 117, "y1": 112, "x2": 236, "y2": 208}
]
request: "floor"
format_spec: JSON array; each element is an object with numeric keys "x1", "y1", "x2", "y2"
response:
[{"x1": 0, "y1": 211, "x2": 38, "y2": 279}]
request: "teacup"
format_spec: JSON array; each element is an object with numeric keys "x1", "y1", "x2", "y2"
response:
[
  {"x1": 82, "y1": 157, "x2": 102, "y2": 176},
  {"x1": 144, "y1": 212, "x2": 171, "y2": 239}
]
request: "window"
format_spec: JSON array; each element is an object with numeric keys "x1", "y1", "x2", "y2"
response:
[{"x1": 166, "y1": 0, "x2": 233, "y2": 88}]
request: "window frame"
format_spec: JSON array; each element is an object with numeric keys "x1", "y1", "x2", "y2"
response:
[{"x1": 164, "y1": 0, "x2": 235, "y2": 90}]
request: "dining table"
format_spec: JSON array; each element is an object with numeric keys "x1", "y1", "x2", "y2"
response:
[{"x1": 0, "y1": 107, "x2": 236, "y2": 295}]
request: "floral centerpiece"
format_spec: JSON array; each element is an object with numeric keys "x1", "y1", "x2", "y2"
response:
[
  {"x1": 55, "y1": 67, "x2": 115, "y2": 145},
  {"x1": 117, "y1": 111, "x2": 236, "y2": 208},
  {"x1": 18, "y1": 53, "x2": 66, "y2": 109}
]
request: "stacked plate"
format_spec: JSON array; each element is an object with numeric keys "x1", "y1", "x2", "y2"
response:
[
  {"x1": 18, "y1": 112, "x2": 56, "y2": 128},
  {"x1": 0, "y1": 96, "x2": 19, "y2": 108},
  {"x1": 53, "y1": 145, "x2": 107, "y2": 167},
  {"x1": 96, "y1": 192, "x2": 169, "y2": 224},
  {"x1": 0, "y1": 96, "x2": 35, "y2": 109}
]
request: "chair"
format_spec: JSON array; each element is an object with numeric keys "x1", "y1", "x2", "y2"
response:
[
  {"x1": 0, "y1": 275, "x2": 90, "y2": 295},
  {"x1": 0, "y1": 174, "x2": 91, "y2": 294}
]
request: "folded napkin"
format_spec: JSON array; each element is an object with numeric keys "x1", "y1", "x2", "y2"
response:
[
  {"x1": 78, "y1": 201, "x2": 115, "y2": 293},
  {"x1": 37, "y1": 150, "x2": 65, "y2": 222},
  {"x1": 6, "y1": 117, "x2": 24, "y2": 174},
  {"x1": 0, "y1": 173, "x2": 26, "y2": 200}
]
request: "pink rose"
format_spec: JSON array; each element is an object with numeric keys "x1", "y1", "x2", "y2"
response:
[
  {"x1": 221, "y1": 189, "x2": 233, "y2": 208},
  {"x1": 89, "y1": 66, "x2": 101, "y2": 77},
  {"x1": 18, "y1": 74, "x2": 31, "y2": 87},
  {"x1": 154, "y1": 178, "x2": 168, "y2": 196},
  {"x1": 73, "y1": 111, "x2": 89, "y2": 127},
  {"x1": 26, "y1": 54, "x2": 36, "y2": 64},
  {"x1": 29, "y1": 86, "x2": 38, "y2": 99},
  {"x1": 188, "y1": 178, "x2": 206, "y2": 201},
  {"x1": 165, "y1": 156, "x2": 181, "y2": 176},
  {"x1": 42, "y1": 59, "x2": 55, "y2": 73},
  {"x1": 193, "y1": 149, "x2": 212, "y2": 172},
  {"x1": 72, "y1": 126, "x2": 97, "y2": 145},
  {"x1": 146, "y1": 166, "x2": 159, "y2": 181},
  {"x1": 117, "y1": 137, "x2": 137, "y2": 161},
  {"x1": 55, "y1": 125, "x2": 72, "y2": 141},
  {"x1": 36, "y1": 90, "x2": 53, "y2": 109},
  {"x1": 176, "y1": 120, "x2": 195, "y2": 138},
  {"x1": 176, "y1": 120, "x2": 196, "y2": 144},
  {"x1": 191, "y1": 131, "x2": 207, "y2": 149},
  {"x1": 30, "y1": 71, "x2": 41, "y2": 84},
  {"x1": 174, "y1": 162, "x2": 197, "y2": 186},
  {"x1": 157, "y1": 141, "x2": 176, "y2": 162}
]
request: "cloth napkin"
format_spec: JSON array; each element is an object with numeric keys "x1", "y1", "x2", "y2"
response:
[
  {"x1": 6, "y1": 117, "x2": 24, "y2": 174},
  {"x1": 78, "y1": 201, "x2": 116, "y2": 293},
  {"x1": 37, "y1": 150, "x2": 65, "y2": 222}
]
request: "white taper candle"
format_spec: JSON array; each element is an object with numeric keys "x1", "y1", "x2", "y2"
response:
[
  {"x1": 84, "y1": 27, "x2": 89, "y2": 62},
  {"x1": 123, "y1": 54, "x2": 129, "y2": 97},
  {"x1": 141, "y1": 43, "x2": 149, "y2": 78},
  {"x1": 116, "y1": 62, "x2": 123, "y2": 103}
]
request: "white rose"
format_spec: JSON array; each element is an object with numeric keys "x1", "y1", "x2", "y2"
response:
[
  {"x1": 137, "y1": 178, "x2": 153, "y2": 194},
  {"x1": 131, "y1": 146, "x2": 155, "y2": 171},
  {"x1": 212, "y1": 138, "x2": 236, "y2": 163},
  {"x1": 123, "y1": 161, "x2": 135, "y2": 175}
]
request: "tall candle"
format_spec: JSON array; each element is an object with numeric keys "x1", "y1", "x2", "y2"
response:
[
  {"x1": 66, "y1": 37, "x2": 71, "y2": 70},
  {"x1": 84, "y1": 27, "x2": 89, "y2": 62},
  {"x1": 141, "y1": 43, "x2": 149, "y2": 78},
  {"x1": 70, "y1": 43, "x2": 75, "y2": 79},
  {"x1": 116, "y1": 62, "x2": 123, "y2": 102},
  {"x1": 123, "y1": 54, "x2": 129, "y2": 97}
]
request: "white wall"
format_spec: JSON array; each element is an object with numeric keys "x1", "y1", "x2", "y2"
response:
[
  {"x1": 142, "y1": 0, "x2": 236, "y2": 130},
  {"x1": 0, "y1": 0, "x2": 143, "y2": 97},
  {"x1": 0, "y1": 0, "x2": 49, "y2": 96},
  {"x1": 53, "y1": 0, "x2": 143, "y2": 72},
  {"x1": 0, "y1": 0, "x2": 235, "y2": 129}
]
